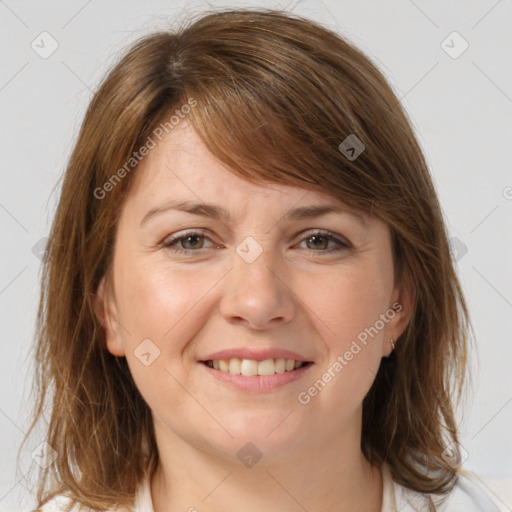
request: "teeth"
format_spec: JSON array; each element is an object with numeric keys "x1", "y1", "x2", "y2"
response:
[
  {"x1": 206, "y1": 358, "x2": 307, "y2": 375},
  {"x1": 240, "y1": 359, "x2": 258, "y2": 376},
  {"x1": 228, "y1": 358, "x2": 241, "y2": 374},
  {"x1": 274, "y1": 358, "x2": 286, "y2": 373},
  {"x1": 257, "y1": 359, "x2": 276, "y2": 376}
]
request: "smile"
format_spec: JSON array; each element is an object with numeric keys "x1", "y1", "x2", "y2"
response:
[
  {"x1": 200, "y1": 358, "x2": 314, "y2": 392},
  {"x1": 203, "y1": 358, "x2": 311, "y2": 376}
]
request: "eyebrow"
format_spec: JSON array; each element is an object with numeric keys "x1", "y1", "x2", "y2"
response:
[{"x1": 140, "y1": 200, "x2": 367, "y2": 227}]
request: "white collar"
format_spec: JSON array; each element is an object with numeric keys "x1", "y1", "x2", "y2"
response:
[
  {"x1": 381, "y1": 464, "x2": 398, "y2": 512},
  {"x1": 132, "y1": 464, "x2": 500, "y2": 512},
  {"x1": 134, "y1": 464, "x2": 398, "y2": 512}
]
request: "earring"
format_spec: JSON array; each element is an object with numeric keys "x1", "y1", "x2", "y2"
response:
[{"x1": 390, "y1": 338, "x2": 395, "y2": 351}]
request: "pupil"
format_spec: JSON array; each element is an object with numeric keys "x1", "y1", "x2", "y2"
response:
[
  {"x1": 184, "y1": 235, "x2": 202, "y2": 249},
  {"x1": 308, "y1": 235, "x2": 327, "y2": 249}
]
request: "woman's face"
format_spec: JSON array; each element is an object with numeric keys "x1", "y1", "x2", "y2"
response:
[{"x1": 97, "y1": 121, "x2": 411, "y2": 462}]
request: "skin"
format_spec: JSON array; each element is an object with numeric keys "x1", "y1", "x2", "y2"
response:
[{"x1": 96, "y1": 121, "x2": 413, "y2": 512}]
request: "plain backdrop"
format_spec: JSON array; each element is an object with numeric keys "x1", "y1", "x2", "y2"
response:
[{"x1": 1, "y1": 1, "x2": 511, "y2": 511}]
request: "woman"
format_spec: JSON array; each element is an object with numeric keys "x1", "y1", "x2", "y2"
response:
[{"x1": 28, "y1": 8, "x2": 499, "y2": 512}]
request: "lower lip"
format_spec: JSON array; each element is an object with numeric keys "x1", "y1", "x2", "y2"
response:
[{"x1": 200, "y1": 362, "x2": 314, "y2": 392}]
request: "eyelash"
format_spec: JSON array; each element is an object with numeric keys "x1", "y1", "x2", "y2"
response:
[{"x1": 161, "y1": 229, "x2": 351, "y2": 255}]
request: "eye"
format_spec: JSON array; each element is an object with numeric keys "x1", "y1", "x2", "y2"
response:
[
  {"x1": 161, "y1": 229, "x2": 350, "y2": 255},
  {"x1": 298, "y1": 230, "x2": 350, "y2": 252},
  {"x1": 162, "y1": 231, "x2": 216, "y2": 253}
]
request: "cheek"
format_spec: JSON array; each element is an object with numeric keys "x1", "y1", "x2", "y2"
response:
[
  {"x1": 116, "y1": 260, "x2": 208, "y2": 344},
  {"x1": 294, "y1": 266, "x2": 392, "y2": 413},
  {"x1": 113, "y1": 259, "x2": 216, "y2": 415},
  {"x1": 299, "y1": 262, "x2": 392, "y2": 357}
]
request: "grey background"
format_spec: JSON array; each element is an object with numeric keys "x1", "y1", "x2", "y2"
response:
[{"x1": 1, "y1": 0, "x2": 511, "y2": 510}]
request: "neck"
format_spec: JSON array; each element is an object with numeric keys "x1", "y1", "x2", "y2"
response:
[{"x1": 149, "y1": 418, "x2": 383, "y2": 512}]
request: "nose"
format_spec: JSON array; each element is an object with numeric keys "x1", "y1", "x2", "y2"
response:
[{"x1": 219, "y1": 248, "x2": 296, "y2": 330}]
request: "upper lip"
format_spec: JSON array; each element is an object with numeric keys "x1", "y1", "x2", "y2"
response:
[{"x1": 200, "y1": 348, "x2": 313, "y2": 363}]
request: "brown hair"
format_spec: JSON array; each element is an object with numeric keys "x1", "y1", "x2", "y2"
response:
[{"x1": 25, "y1": 8, "x2": 469, "y2": 510}]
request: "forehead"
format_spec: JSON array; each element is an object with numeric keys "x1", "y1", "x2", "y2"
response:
[
  {"x1": 126, "y1": 121, "x2": 364, "y2": 218},
  {"x1": 131, "y1": 122, "x2": 282, "y2": 200}
]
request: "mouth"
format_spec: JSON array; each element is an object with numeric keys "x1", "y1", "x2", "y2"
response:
[{"x1": 200, "y1": 358, "x2": 313, "y2": 376}]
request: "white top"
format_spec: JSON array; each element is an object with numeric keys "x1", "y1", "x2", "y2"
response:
[{"x1": 41, "y1": 465, "x2": 501, "y2": 511}]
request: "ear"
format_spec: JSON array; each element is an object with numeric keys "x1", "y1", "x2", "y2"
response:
[
  {"x1": 94, "y1": 275, "x2": 126, "y2": 357},
  {"x1": 382, "y1": 274, "x2": 415, "y2": 357}
]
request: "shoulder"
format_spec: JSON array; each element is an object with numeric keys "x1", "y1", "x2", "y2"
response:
[
  {"x1": 36, "y1": 497, "x2": 81, "y2": 512},
  {"x1": 35, "y1": 478, "x2": 151, "y2": 512},
  {"x1": 393, "y1": 470, "x2": 501, "y2": 512},
  {"x1": 36, "y1": 496, "x2": 135, "y2": 512},
  {"x1": 36, "y1": 495, "x2": 80, "y2": 512}
]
